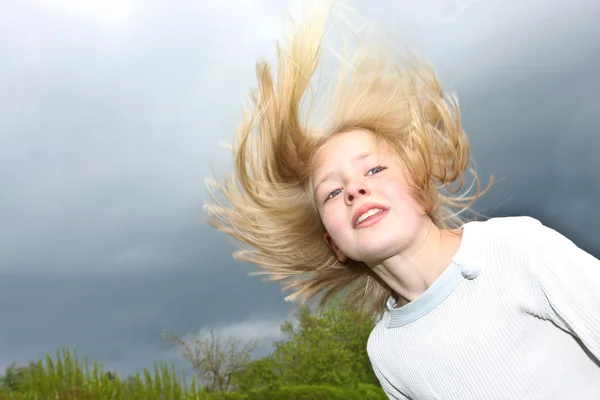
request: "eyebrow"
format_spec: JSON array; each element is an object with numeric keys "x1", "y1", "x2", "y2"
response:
[{"x1": 314, "y1": 152, "x2": 372, "y2": 193}]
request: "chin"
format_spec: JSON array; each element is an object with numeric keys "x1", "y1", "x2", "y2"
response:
[
  {"x1": 354, "y1": 243, "x2": 398, "y2": 264},
  {"x1": 355, "y1": 232, "x2": 410, "y2": 262}
]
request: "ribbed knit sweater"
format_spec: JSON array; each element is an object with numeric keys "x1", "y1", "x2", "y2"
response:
[{"x1": 367, "y1": 216, "x2": 600, "y2": 399}]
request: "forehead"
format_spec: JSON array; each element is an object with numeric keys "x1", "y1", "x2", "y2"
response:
[
  {"x1": 319, "y1": 129, "x2": 377, "y2": 155},
  {"x1": 313, "y1": 130, "x2": 389, "y2": 172}
]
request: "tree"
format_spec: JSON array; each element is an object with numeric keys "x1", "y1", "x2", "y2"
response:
[
  {"x1": 162, "y1": 327, "x2": 257, "y2": 393},
  {"x1": 234, "y1": 300, "x2": 379, "y2": 390},
  {"x1": 273, "y1": 302, "x2": 378, "y2": 387},
  {"x1": 321, "y1": 302, "x2": 381, "y2": 385},
  {"x1": 0, "y1": 362, "x2": 36, "y2": 392},
  {"x1": 231, "y1": 355, "x2": 280, "y2": 391}
]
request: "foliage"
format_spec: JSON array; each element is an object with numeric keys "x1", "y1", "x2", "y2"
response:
[
  {"x1": 0, "y1": 302, "x2": 386, "y2": 399},
  {"x1": 233, "y1": 301, "x2": 379, "y2": 390},
  {"x1": 0, "y1": 363, "x2": 34, "y2": 392},
  {"x1": 244, "y1": 384, "x2": 386, "y2": 400},
  {"x1": 0, "y1": 347, "x2": 206, "y2": 399},
  {"x1": 231, "y1": 356, "x2": 280, "y2": 392}
]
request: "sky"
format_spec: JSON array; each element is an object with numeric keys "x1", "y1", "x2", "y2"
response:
[{"x1": 1, "y1": 0, "x2": 599, "y2": 378}]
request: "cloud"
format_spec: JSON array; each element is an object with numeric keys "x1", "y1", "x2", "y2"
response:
[
  {"x1": 0, "y1": 0, "x2": 287, "y2": 273},
  {"x1": 171, "y1": 317, "x2": 287, "y2": 362},
  {"x1": 0, "y1": 270, "x2": 292, "y2": 375},
  {"x1": 201, "y1": 319, "x2": 285, "y2": 344},
  {"x1": 3, "y1": 0, "x2": 597, "y2": 273}
]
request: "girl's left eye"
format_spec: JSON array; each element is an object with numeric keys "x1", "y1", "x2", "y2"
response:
[{"x1": 366, "y1": 166, "x2": 385, "y2": 176}]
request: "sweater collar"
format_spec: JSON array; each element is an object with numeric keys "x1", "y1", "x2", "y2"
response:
[{"x1": 385, "y1": 221, "x2": 481, "y2": 328}]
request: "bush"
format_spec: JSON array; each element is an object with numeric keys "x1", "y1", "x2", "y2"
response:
[
  {"x1": 0, "y1": 347, "x2": 204, "y2": 400},
  {"x1": 0, "y1": 347, "x2": 386, "y2": 400},
  {"x1": 245, "y1": 384, "x2": 386, "y2": 400},
  {"x1": 204, "y1": 393, "x2": 248, "y2": 400}
]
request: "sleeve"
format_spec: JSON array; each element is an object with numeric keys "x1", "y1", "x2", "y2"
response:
[
  {"x1": 367, "y1": 334, "x2": 411, "y2": 400},
  {"x1": 529, "y1": 218, "x2": 600, "y2": 361},
  {"x1": 371, "y1": 361, "x2": 411, "y2": 400}
]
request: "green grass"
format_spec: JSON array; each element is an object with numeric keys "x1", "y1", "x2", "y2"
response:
[{"x1": 0, "y1": 347, "x2": 386, "y2": 400}]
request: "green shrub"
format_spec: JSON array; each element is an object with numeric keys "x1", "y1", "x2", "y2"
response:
[
  {"x1": 0, "y1": 347, "x2": 204, "y2": 400},
  {"x1": 0, "y1": 346, "x2": 386, "y2": 400},
  {"x1": 203, "y1": 393, "x2": 248, "y2": 400},
  {"x1": 245, "y1": 384, "x2": 386, "y2": 400}
]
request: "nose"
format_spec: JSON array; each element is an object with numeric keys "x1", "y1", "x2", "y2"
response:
[{"x1": 345, "y1": 179, "x2": 370, "y2": 204}]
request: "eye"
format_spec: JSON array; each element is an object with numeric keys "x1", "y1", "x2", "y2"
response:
[
  {"x1": 326, "y1": 188, "x2": 342, "y2": 202},
  {"x1": 366, "y1": 165, "x2": 385, "y2": 176}
]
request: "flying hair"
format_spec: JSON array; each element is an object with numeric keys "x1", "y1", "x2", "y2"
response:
[{"x1": 204, "y1": 0, "x2": 493, "y2": 318}]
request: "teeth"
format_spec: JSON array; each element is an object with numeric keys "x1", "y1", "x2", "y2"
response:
[{"x1": 357, "y1": 208, "x2": 382, "y2": 224}]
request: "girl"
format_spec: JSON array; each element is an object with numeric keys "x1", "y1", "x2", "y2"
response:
[{"x1": 204, "y1": 2, "x2": 600, "y2": 398}]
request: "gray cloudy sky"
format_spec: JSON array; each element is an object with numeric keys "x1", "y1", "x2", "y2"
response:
[{"x1": 1, "y1": 0, "x2": 599, "y2": 378}]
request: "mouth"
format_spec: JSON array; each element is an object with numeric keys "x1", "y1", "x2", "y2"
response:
[{"x1": 353, "y1": 204, "x2": 388, "y2": 228}]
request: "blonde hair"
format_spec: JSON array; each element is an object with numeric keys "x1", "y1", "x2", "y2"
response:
[{"x1": 204, "y1": 1, "x2": 491, "y2": 318}]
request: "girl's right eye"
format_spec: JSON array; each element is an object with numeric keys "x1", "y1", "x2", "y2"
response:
[{"x1": 326, "y1": 188, "x2": 342, "y2": 201}]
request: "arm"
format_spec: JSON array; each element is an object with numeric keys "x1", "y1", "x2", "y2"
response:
[
  {"x1": 529, "y1": 219, "x2": 600, "y2": 361},
  {"x1": 370, "y1": 360, "x2": 412, "y2": 400}
]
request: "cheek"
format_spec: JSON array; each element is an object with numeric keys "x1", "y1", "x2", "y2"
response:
[
  {"x1": 384, "y1": 184, "x2": 424, "y2": 215},
  {"x1": 321, "y1": 206, "x2": 347, "y2": 236}
]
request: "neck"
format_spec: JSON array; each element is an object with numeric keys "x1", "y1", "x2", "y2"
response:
[{"x1": 369, "y1": 220, "x2": 463, "y2": 306}]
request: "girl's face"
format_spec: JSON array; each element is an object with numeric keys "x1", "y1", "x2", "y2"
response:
[{"x1": 312, "y1": 129, "x2": 428, "y2": 264}]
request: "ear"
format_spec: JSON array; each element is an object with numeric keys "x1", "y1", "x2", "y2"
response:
[{"x1": 324, "y1": 232, "x2": 348, "y2": 262}]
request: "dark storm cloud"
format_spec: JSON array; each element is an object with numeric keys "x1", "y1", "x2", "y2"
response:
[
  {"x1": 0, "y1": 0, "x2": 292, "y2": 374},
  {"x1": 0, "y1": 0, "x2": 286, "y2": 274},
  {"x1": 0, "y1": 267, "x2": 291, "y2": 374},
  {"x1": 0, "y1": 0, "x2": 598, "y2": 377},
  {"x1": 457, "y1": 15, "x2": 600, "y2": 255}
]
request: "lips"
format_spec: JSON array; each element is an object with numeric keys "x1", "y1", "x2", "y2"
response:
[{"x1": 353, "y1": 203, "x2": 388, "y2": 228}]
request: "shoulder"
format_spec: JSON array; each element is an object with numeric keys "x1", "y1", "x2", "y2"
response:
[
  {"x1": 465, "y1": 215, "x2": 542, "y2": 235},
  {"x1": 446, "y1": 216, "x2": 560, "y2": 280},
  {"x1": 366, "y1": 314, "x2": 391, "y2": 358},
  {"x1": 453, "y1": 216, "x2": 542, "y2": 261},
  {"x1": 468, "y1": 216, "x2": 577, "y2": 252},
  {"x1": 461, "y1": 216, "x2": 546, "y2": 253},
  {"x1": 457, "y1": 215, "x2": 593, "y2": 278}
]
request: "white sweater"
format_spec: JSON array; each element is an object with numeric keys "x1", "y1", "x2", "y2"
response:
[{"x1": 367, "y1": 216, "x2": 600, "y2": 399}]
